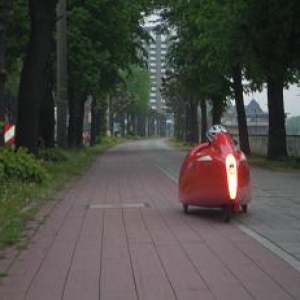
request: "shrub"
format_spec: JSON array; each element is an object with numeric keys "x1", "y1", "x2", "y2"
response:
[
  {"x1": 39, "y1": 147, "x2": 68, "y2": 162},
  {"x1": 0, "y1": 147, "x2": 48, "y2": 184}
]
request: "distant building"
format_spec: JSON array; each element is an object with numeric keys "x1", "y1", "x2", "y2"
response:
[
  {"x1": 144, "y1": 26, "x2": 171, "y2": 113},
  {"x1": 222, "y1": 99, "x2": 269, "y2": 135},
  {"x1": 143, "y1": 26, "x2": 173, "y2": 136}
]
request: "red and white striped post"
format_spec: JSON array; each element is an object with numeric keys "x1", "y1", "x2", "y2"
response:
[{"x1": 4, "y1": 124, "x2": 15, "y2": 146}]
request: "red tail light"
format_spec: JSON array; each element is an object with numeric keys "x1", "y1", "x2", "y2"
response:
[{"x1": 226, "y1": 154, "x2": 238, "y2": 200}]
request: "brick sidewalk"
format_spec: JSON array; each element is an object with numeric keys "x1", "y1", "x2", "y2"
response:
[{"x1": 1, "y1": 141, "x2": 300, "y2": 300}]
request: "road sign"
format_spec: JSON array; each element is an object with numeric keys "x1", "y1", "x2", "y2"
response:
[{"x1": 4, "y1": 124, "x2": 15, "y2": 146}]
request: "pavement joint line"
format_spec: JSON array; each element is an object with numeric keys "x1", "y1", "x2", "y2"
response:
[
  {"x1": 89, "y1": 203, "x2": 148, "y2": 209},
  {"x1": 155, "y1": 162, "x2": 300, "y2": 274},
  {"x1": 234, "y1": 220, "x2": 300, "y2": 273},
  {"x1": 156, "y1": 164, "x2": 178, "y2": 183}
]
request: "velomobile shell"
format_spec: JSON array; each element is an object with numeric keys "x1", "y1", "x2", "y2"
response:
[{"x1": 179, "y1": 132, "x2": 251, "y2": 209}]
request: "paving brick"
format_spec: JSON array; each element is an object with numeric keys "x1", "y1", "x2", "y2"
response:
[
  {"x1": 176, "y1": 290, "x2": 215, "y2": 300},
  {"x1": 1, "y1": 140, "x2": 300, "y2": 300},
  {"x1": 130, "y1": 243, "x2": 176, "y2": 300},
  {"x1": 157, "y1": 244, "x2": 207, "y2": 292}
]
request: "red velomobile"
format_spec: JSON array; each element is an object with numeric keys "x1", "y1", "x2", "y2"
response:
[{"x1": 179, "y1": 125, "x2": 251, "y2": 222}]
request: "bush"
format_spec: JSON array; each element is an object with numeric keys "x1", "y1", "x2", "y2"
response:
[
  {"x1": 0, "y1": 162, "x2": 5, "y2": 183},
  {"x1": 0, "y1": 147, "x2": 48, "y2": 184},
  {"x1": 39, "y1": 147, "x2": 68, "y2": 162}
]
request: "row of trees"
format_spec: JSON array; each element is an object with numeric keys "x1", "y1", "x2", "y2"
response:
[
  {"x1": 0, "y1": 0, "x2": 155, "y2": 155},
  {"x1": 161, "y1": 0, "x2": 300, "y2": 159}
]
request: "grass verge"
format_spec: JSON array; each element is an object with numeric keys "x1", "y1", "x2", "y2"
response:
[
  {"x1": 248, "y1": 153, "x2": 300, "y2": 173},
  {"x1": 168, "y1": 139, "x2": 192, "y2": 151},
  {"x1": 0, "y1": 137, "x2": 120, "y2": 250}
]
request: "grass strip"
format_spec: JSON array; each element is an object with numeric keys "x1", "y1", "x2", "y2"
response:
[{"x1": 0, "y1": 137, "x2": 120, "y2": 249}]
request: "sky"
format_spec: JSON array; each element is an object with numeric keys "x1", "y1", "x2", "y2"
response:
[{"x1": 244, "y1": 85, "x2": 300, "y2": 118}]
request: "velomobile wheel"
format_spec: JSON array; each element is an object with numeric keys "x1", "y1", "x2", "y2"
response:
[
  {"x1": 183, "y1": 204, "x2": 188, "y2": 214},
  {"x1": 241, "y1": 204, "x2": 248, "y2": 213},
  {"x1": 221, "y1": 205, "x2": 231, "y2": 223}
]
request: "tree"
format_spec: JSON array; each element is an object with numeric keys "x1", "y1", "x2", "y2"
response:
[
  {"x1": 161, "y1": 1, "x2": 231, "y2": 145},
  {"x1": 67, "y1": 0, "x2": 150, "y2": 147},
  {"x1": 0, "y1": 0, "x2": 13, "y2": 146},
  {"x1": 120, "y1": 66, "x2": 150, "y2": 136},
  {"x1": 190, "y1": 0, "x2": 251, "y2": 154},
  {"x1": 240, "y1": 0, "x2": 300, "y2": 159},
  {"x1": 15, "y1": 0, "x2": 59, "y2": 155}
]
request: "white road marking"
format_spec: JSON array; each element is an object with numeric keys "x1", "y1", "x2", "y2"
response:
[{"x1": 156, "y1": 163, "x2": 300, "y2": 273}]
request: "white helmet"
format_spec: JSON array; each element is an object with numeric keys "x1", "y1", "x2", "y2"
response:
[{"x1": 206, "y1": 124, "x2": 227, "y2": 142}]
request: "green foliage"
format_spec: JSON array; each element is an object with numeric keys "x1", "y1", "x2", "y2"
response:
[
  {"x1": 0, "y1": 147, "x2": 48, "y2": 183},
  {"x1": 67, "y1": 0, "x2": 149, "y2": 103},
  {"x1": 119, "y1": 65, "x2": 150, "y2": 115},
  {"x1": 0, "y1": 162, "x2": 5, "y2": 181},
  {"x1": 39, "y1": 148, "x2": 68, "y2": 162},
  {"x1": 162, "y1": 0, "x2": 232, "y2": 120},
  {"x1": 6, "y1": 0, "x2": 29, "y2": 73}
]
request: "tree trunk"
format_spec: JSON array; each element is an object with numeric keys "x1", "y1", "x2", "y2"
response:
[
  {"x1": 76, "y1": 99, "x2": 84, "y2": 147},
  {"x1": 185, "y1": 97, "x2": 199, "y2": 144},
  {"x1": 160, "y1": 115, "x2": 166, "y2": 137},
  {"x1": 0, "y1": 0, "x2": 12, "y2": 146},
  {"x1": 126, "y1": 113, "x2": 130, "y2": 135},
  {"x1": 120, "y1": 112, "x2": 125, "y2": 136},
  {"x1": 211, "y1": 95, "x2": 223, "y2": 124},
  {"x1": 137, "y1": 115, "x2": 145, "y2": 136},
  {"x1": 16, "y1": 0, "x2": 59, "y2": 155},
  {"x1": 69, "y1": 95, "x2": 84, "y2": 149},
  {"x1": 39, "y1": 37, "x2": 55, "y2": 148},
  {"x1": 232, "y1": 64, "x2": 251, "y2": 155},
  {"x1": 56, "y1": 0, "x2": 68, "y2": 148},
  {"x1": 39, "y1": 78, "x2": 55, "y2": 148},
  {"x1": 99, "y1": 107, "x2": 106, "y2": 137},
  {"x1": 190, "y1": 98, "x2": 199, "y2": 144},
  {"x1": 95, "y1": 109, "x2": 102, "y2": 140},
  {"x1": 68, "y1": 87, "x2": 77, "y2": 148},
  {"x1": 90, "y1": 96, "x2": 96, "y2": 146},
  {"x1": 267, "y1": 75, "x2": 287, "y2": 159},
  {"x1": 177, "y1": 100, "x2": 186, "y2": 142},
  {"x1": 200, "y1": 99, "x2": 207, "y2": 142}
]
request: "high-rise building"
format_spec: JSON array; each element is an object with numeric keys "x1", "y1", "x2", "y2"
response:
[{"x1": 144, "y1": 26, "x2": 170, "y2": 114}]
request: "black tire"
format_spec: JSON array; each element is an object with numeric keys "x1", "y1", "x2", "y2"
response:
[
  {"x1": 242, "y1": 204, "x2": 248, "y2": 213},
  {"x1": 183, "y1": 204, "x2": 188, "y2": 214},
  {"x1": 221, "y1": 205, "x2": 231, "y2": 223}
]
